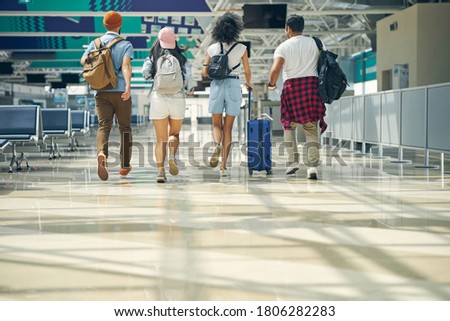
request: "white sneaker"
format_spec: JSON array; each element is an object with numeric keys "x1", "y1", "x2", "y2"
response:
[
  {"x1": 220, "y1": 168, "x2": 230, "y2": 177},
  {"x1": 307, "y1": 167, "x2": 318, "y2": 180},
  {"x1": 285, "y1": 162, "x2": 300, "y2": 175}
]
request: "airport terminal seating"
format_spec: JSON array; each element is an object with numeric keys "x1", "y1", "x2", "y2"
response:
[
  {"x1": 0, "y1": 105, "x2": 42, "y2": 173},
  {"x1": 0, "y1": 139, "x2": 9, "y2": 152},
  {"x1": 0, "y1": 138, "x2": 10, "y2": 163},
  {"x1": 131, "y1": 114, "x2": 146, "y2": 132},
  {"x1": 69, "y1": 110, "x2": 90, "y2": 151},
  {"x1": 90, "y1": 114, "x2": 98, "y2": 129},
  {"x1": 42, "y1": 108, "x2": 72, "y2": 159}
]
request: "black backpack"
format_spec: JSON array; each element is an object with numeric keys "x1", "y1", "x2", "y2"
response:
[
  {"x1": 313, "y1": 37, "x2": 348, "y2": 104},
  {"x1": 207, "y1": 42, "x2": 240, "y2": 80}
]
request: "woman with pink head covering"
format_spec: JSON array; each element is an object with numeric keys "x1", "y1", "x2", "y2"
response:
[{"x1": 142, "y1": 27, "x2": 194, "y2": 183}]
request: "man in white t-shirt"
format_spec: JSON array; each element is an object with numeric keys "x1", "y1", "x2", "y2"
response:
[{"x1": 268, "y1": 14, "x2": 327, "y2": 180}]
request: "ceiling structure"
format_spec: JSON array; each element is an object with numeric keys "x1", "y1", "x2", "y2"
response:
[{"x1": 0, "y1": 0, "x2": 440, "y2": 88}]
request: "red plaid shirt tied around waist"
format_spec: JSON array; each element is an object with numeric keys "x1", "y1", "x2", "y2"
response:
[{"x1": 280, "y1": 76, "x2": 327, "y2": 133}]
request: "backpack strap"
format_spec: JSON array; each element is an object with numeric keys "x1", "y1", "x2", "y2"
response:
[
  {"x1": 94, "y1": 38, "x2": 102, "y2": 50},
  {"x1": 158, "y1": 50, "x2": 171, "y2": 69},
  {"x1": 312, "y1": 37, "x2": 323, "y2": 52},
  {"x1": 225, "y1": 42, "x2": 241, "y2": 72},
  {"x1": 93, "y1": 37, "x2": 124, "y2": 49},
  {"x1": 313, "y1": 37, "x2": 325, "y2": 75},
  {"x1": 225, "y1": 42, "x2": 240, "y2": 56},
  {"x1": 106, "y1": 37, "x2": 124, "y2": 48}
]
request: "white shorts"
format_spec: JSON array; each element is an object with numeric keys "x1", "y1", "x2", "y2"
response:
[{"x1": 149, "y1": 91, "x2": 186, "y2": 120}]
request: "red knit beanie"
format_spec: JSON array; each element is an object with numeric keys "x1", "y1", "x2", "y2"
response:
[{"x1": 103, "y1": 11, "x2": 122, "y2": 30}]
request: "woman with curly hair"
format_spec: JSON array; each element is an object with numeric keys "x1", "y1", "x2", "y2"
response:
[{"x1": 202, "y1": 12, "x2": 252, "y2": 177}]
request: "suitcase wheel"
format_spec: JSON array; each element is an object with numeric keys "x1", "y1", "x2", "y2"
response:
[
  {"x1": 266, "y1": 168, "x2": 272, "y2": 175},
  {"x1": 249, "y1": 169, "x2": 253, "y2": 176}
]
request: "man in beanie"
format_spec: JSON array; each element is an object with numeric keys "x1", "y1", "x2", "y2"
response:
[{"x1": 80, "y1": 10, "x2": 134, "y2": 181}]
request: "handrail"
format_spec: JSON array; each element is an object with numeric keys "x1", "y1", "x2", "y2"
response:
[{"x1": 323, "y1": 82, "x2": 450, "y2": 171}]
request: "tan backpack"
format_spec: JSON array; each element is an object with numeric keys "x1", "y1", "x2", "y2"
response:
[{"x1": 81, "y1": 37, "x2": 124, "y2": 90}]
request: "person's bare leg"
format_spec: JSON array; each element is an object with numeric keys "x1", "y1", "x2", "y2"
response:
[
  {"x1": 210, "y1": 114, "x2": 223, "y2": 167},
  {"x1": 221, "y1": 114, "x2": 236, "y2": 170},
  {"x1": 168, "y1": 118, "x2": 183, "y2": 176},
  {"x1": 153, "y1": 118, "x2": 169, "y2": 174}
]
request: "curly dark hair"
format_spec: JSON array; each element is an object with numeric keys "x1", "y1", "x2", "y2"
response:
[{"x1": 211, "y1": 12, "x2": 244, "y2": 44}]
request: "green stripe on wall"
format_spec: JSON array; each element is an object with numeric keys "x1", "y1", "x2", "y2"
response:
[
  {"x1": 27, "y1": 0, "x2": 91, "y2": 11},
  {"x1": 30, "y1": 60, "x2": 146, "y2": 68}
]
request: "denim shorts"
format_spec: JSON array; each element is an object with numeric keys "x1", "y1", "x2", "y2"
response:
[{"x1": 208, "y1": 78, "x2": 242, "y2": 116}]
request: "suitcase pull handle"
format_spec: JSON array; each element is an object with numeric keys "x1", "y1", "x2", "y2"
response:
[{"x1": 259, "y1": 113, "x2": 273, "y2": 121}]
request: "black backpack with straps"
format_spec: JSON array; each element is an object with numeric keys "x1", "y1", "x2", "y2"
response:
[
  {"x1": 313, "y1": 37, "x2": 348, "y2": 104},
  {"x1": 207, "y1": 42, "x2": 240, "y2": 80}
]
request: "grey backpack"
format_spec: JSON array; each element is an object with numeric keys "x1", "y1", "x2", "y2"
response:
[{"x1": 153, "y1": 50, "x2": 183, "y2": 94}]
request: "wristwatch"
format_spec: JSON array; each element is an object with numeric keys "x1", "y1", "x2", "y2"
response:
[{"x1": 267, "y1": 83, "x2": 277, "y2": 90}]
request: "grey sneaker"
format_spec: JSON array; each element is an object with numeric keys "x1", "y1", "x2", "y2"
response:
[
  {"x1": 307, "y1": 167, "x2": 318, "y2": 180},
  {"x1": 220, "y1": 168, "x2": 230, "y2": 177},
  {"x1": 168, "y1": 155, "x2": 179, "y2": 176},
  {"x1": 285, "y1": 162, "x2": 300, "y2": 175},
  {"x1": 156, "y1": 172, "x2": 167, "y2": 183}
]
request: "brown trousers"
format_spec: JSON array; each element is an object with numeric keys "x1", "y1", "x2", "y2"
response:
[{"x1": 95, "y1": 92, "x2": 132, "y2": 168}]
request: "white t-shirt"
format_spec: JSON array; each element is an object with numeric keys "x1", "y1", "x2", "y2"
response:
[
  {"x1": 207, "y1": 42, "x2": 247, "y2": 76},
  {"x1": 274, "y1": 35, "x2": 326, "y2": 82}
]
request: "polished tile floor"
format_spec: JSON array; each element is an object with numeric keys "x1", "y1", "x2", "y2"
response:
[{"x1": 1, "y1": 123, "x2": 449, "y2": 300}]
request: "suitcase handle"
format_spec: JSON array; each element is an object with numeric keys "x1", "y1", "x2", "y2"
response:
[
  {"x1": 259, "y1": 113, "x2": 273, "y2": 121},
  {"x1": 247, "y1": 90, "x2": 252, "y2": 120},
  {"x1": 247, "y1": 89, "x2": 270, "y2": 121}
]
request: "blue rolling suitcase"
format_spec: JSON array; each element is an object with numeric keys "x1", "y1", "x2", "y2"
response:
[{"x1": 247, "y1": 91, "x2": 272, "y2": 176}]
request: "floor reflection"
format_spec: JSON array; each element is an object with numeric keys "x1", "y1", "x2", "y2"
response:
[{"x1": 0, "y1": 124, "x2": 449, "y2": 300}]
